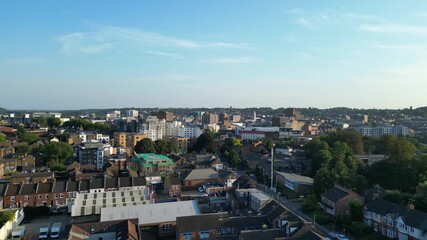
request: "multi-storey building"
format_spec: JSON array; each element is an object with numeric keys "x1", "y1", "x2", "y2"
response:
[
  {"x1": 202, "y1": 112, "x2": 219, "y2": 125},
  {"x1": 356, "y1": 125, "x2": 409, "y2": 137},
  {"x1": 77, "y1": 142, "x2": 113, "y2": 170},
  {"x1": 132, "y1": 153, "x2": 173, "y2": 174},
  {"x1": 127, "y1": 109, "x2": 139, "y2": 117},
  {"x1": 113, "y1": 132, "x2": 145, "y2": 148}
]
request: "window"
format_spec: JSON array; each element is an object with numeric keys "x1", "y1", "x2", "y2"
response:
[
  {"x1": 161, "y1": 224, "x2": 173, "y2": 233},
  {"x1": 45, "y1": 194, "x2": 49, "y2": 199},
  {"x1": 24, "y1": 195, "x2": 30, "y2": 200},
  {"x1": 38, "y1": 195, "x2": 42, "y2": 199},
  {"x1": 60, "y1": 193, "x2": 64, "y2": 198},
  {"x1": 54, "y1": 194, "x2": 58, "y2": 199},
  {"x1": 200, "y1": 231, "x2": 210, "y2": 239},
  {"x1": 10, "y1": 196, "x2": 15, "y2": 201},
  {"x1": 182, "y1": 232, "x2": 192, "y2": 240}
]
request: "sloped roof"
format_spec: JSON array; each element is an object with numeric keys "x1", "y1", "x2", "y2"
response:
[
  {"x1": 52, "y1": 181, "x2": 66, "y2": 193},
  {"x1": 184, "y1": 168, "x2": 219, "y2": 181},
  {"x1": 132, "y1": 153, "x2": 173, "y2": 164},
  {"x1": 36, "y1": 183, "x2": 52, "y2": 194},
  {"x1": 365, "y1": 198, "x2": 427, "y2": 231},
  {"x1": 20, "y1": 183, "x2": 36, "y2": 195},
  {"x1": 321, "y1": 186, "x2": 350, "y2": 203},
  {"x1": 5, "y1": 184, "x2": 20, "y2": 196}
]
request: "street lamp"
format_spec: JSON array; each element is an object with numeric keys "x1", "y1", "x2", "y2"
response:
[
  {"x1": 270, "y1": 144, "x2": 275, "y2": 191},
  {"x1": 313, "y1": 214, "x2": 316, "y2": 229}
]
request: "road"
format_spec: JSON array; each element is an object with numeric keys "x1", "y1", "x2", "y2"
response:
[{"x1": 257, "y1": 183, "x2": 334, "y2": 239}]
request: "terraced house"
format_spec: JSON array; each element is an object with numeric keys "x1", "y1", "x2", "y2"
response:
[{"x1": 364, "y1": 198, "x2": 427, "y2": 240}]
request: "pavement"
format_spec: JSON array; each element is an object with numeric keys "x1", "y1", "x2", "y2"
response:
[{"x1": 20, "y1": 213, "x2": 71, "y2": 240}]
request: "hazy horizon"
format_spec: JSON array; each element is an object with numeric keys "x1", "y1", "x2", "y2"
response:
[{"x1": 2, "y1": 0, "x2": 427, "y2": 109}]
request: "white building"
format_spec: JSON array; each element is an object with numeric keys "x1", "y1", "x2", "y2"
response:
[
  {"x1": 100, "y1": 200, "x2": 200, "y2": 223},
  {"x1": 356, "y1": 125, "x2": 409, "y2": 137},
  {"x1": 178, "y1": 125, "x2": 203, "y2": 139},
  {"x1": 71, "y1": 188, "x2": 150, "y2": 217},
  {"x1": 127, "y1": 109, "x2": 139, "y2": 117},
  {"x1": 240, "y1": 130, "x2": 266, "y2": 141}
]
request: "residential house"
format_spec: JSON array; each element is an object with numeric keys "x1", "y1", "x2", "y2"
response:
[
  {"x1": 10, "y1": 172, "x2": 54, "y2": 184},
  {"x1": 210, "y1": 158, "x2": 224, "y2": 171},
  {"x1": 0, "y1": 141, "x2": 15, "y2": 158},
  {"x1": 184, "y1": 168, "x2": 219, "y2": 186},
  {"x1": 70, "y1": 219, "x2": 140, "y2": 240},
  {"x1": 164, "y1": 175, "x2": 181, "y2": 197},
  {"x1": 35, "y1": 183, "x2": 52, "y2": 207},
  {"x1": 3, "y1": 184, "x2": 20, "y2": 208},
  {"x1": 364, "y1": 198, "x2": 427, "y2": 240},
  {"x1": 275, "y1": 172, "x2": 313, "y2": 195},
  {"x1": 17, "y1": 183, "x2": 36, "y2": 208},
  {"x1": 218, "y1": 171, "x2": 239, "y2": 188},
  {"x1": 320, "y1": 185, "x2": 364, "y2": 216},
  {"x1": 51, "y1": 181, "x2": 67, "y2": 208}
]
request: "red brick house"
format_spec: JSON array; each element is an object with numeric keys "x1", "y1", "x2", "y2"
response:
[{"x1": 320, "y1": 184, "x2": 364, "y2": 216}]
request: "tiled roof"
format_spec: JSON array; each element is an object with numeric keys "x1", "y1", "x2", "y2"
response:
[
  {"x1": 89, "y1": 178, "x2": 104, "y2": 189},
  {"x1": 66, "y1": 181, "x2": 79, "y2": 192},
  {"x1": 52, "y1": 181, "x2": 66, "y2": 193},
  {"x1": 20, "y1": 183, "x2": 36, "y2": 195},
  {"x1": 365, "y1": 198, "x2": 427, "y2": 231},
  {"x1": 321, "y1": 186, "x2": 350, "y2": 203},
  {"x1": 36, "y1": 183, "x2": 52, "y2": 194}
]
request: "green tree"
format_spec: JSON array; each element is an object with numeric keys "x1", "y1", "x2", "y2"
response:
[
  {"x1": 17, "y1": 126, "x2": 38, "y2": 143},
  {"x1": 14, "y1": 143, "x2": 31, "y2": 154},
  {"x1": 301, "y1": 194, "x2": 321, "y2": 213},
  {"x1": 32, "y1": 117, "x2": 47, "y2": 126},
  {"x1": 0, "y1": 134, "x2": 5, "y2": 142},
  {"x1": 349, "y1": 199, "x2": 364, "y2": 222},
  {"x1": 313, "y1": 167, "x2": 335, "y2": 196},
  {"x1": 225, "y1": 150, "x2": 241, "y2": 168},
  {"x1": 43, "y1": 142, "x2": 73, "y2": 164},
  {"x1": 47, "y1": 117, "x2": 62, "y2": 128},
  {"x1": 310, "y1": 149, "x2": 332, "y2": 176},
  {"x1": 154, "y1": 139, "x2": 169, "y2": 155},
  {"x1": 134, "y1": 138, "x2": 156, "y2": 153},
  {"x1": 194, "y1": 131, "x2": 216, "y2": 153}
]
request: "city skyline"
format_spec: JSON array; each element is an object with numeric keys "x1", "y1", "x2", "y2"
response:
[{"x1": 2, "y1": 0, "x2": 427, "y2": 110}]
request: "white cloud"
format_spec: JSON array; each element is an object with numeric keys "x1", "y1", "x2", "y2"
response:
[
  {"x1": 2, "y1": 57, "x2": 47, "y2": 64},
  {"x1": 58, "y1": 23, "x2": 252, "y2": 55},
  {"x1": 360, "y1": 24, "x2": 427, "y2": 34},
  {"x1": 200, "y1": 56, "x2": 258, "y2": 64},
  {"x1": 143, "y1": 50, "x2": 183, "y2": 59},
  {"x1": 414, "y1": 12, "x2": 427, "y2": 17},
  {"x1": 128, "y1": 74, "x2": 202, "y2": 83}
]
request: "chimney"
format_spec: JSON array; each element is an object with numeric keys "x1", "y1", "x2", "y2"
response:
[{"x1": 408, "y1": 200, "x2": 415, "y2": 210}]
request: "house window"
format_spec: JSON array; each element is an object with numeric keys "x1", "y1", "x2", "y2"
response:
[
  {"x1": 161, "y1": 224, "x2": 173, "y2": 233},
  {"x1": 24, "y1": 195, "x2": 30, "y2": 201},
  {"x1": 38, "y1": 195, "x2": 42, "y2": 199},
  {"x1": 182, "y1": 232, "x2": 192, "y2": 240},
  {"x1": 10, "y1": 196, "x2": 15, "y2": 201},
  {"x1": 55, "y1": 194, "x2": 58, "y2": 199},
  {"x1": 45, "y1": 194, "x2": 49, "y2": 199},
  {"x1": 60, "y1": 193, "x2": 64, "y2": 198},
  {"x1": 410, "y1": 227, "x2": 414, "y2": 233},
  {"x1": 200, "y1": 231, "x2": 210, "y2": 239}
]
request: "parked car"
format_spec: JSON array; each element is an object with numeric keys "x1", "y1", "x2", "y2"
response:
[{"x1": 336, "y1": 234, "x2": 349, "y2": 240}]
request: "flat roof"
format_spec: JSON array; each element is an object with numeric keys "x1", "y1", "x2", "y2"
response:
[
  {"x1": 100, "y1": 200, "x2": 200, "y2": 225},
  {"x1": 276, "y1": 172, "x2": 313, "y2": 185}
]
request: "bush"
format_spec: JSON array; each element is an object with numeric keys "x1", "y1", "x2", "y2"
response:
[
  {"x1": 0, "y1": 211, "x2": 15, "y2": 227},
  {"x1": 24, "y1": 206, "x2": 50, "y2": 217}
]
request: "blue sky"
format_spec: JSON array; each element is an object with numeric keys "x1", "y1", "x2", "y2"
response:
[{"x1": 1, "y1": 0, "x2": 427, "y2": 110}]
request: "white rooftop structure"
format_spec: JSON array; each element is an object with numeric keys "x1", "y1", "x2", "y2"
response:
[
  {"x1": 185, "y1": 168, "x2": 219, "y2": 181},
  {"x1": 100, "y1": 200, "x2": 200, "y2": 225}
]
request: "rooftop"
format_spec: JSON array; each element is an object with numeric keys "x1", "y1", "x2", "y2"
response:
[{"x1": 276, "y1": 172, "x2": 314, "y2": 185}]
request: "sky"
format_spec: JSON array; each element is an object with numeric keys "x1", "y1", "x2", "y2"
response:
[{"x1": 1, "y1": 0, "x2": 427, "y2": 110}]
